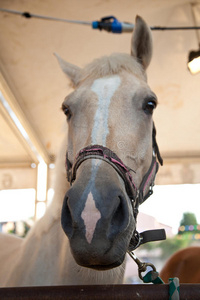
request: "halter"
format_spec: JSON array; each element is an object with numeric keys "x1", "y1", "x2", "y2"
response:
[{"x1": 65, "y1": 123, "x2": 165, "y2": 250}]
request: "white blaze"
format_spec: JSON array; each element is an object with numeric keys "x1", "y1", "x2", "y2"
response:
[
  {"x1": 91, "y1": 76, "x2": 121, "y2": 145},
  {"x1": 81, "y1": 192, "x2": 101, "y2": 244},
  {"x1": 81, "y1": 76, "x2": 121, "y2": 243}
]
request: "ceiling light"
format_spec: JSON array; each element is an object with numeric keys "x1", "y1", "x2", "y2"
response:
[
  {"x1": 188, "y1": 3, "x2": 200, "y2": 75},
  {"x1": 188, "y1": 49, "x2": 200, "y2": 74}
]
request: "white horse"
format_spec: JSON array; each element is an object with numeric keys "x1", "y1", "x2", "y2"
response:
[{"x1": 0, "y1": 16, "x2": 162, "y2": 287}]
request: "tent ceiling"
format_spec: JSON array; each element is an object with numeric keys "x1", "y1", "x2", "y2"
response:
[{"x1": 0, "y1": 0, "x2": 200, "y2": 171}]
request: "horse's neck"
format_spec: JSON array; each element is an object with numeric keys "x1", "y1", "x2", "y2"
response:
[{"x1": 5, "y1": 138, "x2": 68, "y2": 286}]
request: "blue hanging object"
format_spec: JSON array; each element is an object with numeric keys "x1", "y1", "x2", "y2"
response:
[{"x1": 92, "y1": 16, "x2": 134, "y2": 33}]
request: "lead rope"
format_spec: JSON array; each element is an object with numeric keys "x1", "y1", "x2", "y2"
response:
[{"x1": 128, "y1": 251, "x2": 180, "y2": 300}]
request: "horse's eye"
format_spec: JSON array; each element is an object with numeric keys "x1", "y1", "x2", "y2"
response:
[
  {"x1": 143, "y1": 99, "x2": 157, "y2": 115},
  {"x1": 62, "y1": 104, "x2": 72, "y2": 120}
]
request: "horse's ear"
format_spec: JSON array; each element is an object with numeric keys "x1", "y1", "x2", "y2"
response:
[
  {"x1": 131, "y1": 15, "x2": 152, "y2": 70},
  {"x1": 54, "y1": 53, "x2": 81, "y2": 87}
]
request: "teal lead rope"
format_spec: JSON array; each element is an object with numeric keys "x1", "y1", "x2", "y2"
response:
[
  {"x1": 142, "y1": 270, "x2": 164, "y2": 284},
  {"x1": 143, "y1": 271, "x2": 180, "y2": 299},
  {"x1": 128, "y1": 251, "x2": 180, "y2": 300}
]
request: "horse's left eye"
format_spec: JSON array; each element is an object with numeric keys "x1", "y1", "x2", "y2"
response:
[
  {"x1": 62, "y1": 104, "x2": 72, "y2": 120},
  {"x1": 143, "y1": 99, "x2": 157, "y2": 115}
]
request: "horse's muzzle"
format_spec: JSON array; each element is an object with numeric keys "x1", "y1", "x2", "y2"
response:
[{"x1": 61, "y1": 161, "x2": 135, "y2": 270}]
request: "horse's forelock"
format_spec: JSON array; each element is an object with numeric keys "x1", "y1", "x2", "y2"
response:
[{"x1": 77, "y1": 53, "x2": 146, "y2": 86}]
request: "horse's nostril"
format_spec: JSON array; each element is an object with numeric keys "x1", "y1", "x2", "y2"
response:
[
  {"x1": 61, "y1": 195, "x2": 73, "y2": 238},
  {"x1": 109, "y1": 196, "x2": 128, "y2": 239}
]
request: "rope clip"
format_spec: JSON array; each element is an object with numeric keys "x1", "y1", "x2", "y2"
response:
[{"x1": 128, "y1": 251, "x2": 164, "y2": 283}]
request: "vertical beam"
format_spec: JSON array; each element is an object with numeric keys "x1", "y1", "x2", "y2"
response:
[{"x1": 35, "y1": 161, "x2": 48, "y2": 221}]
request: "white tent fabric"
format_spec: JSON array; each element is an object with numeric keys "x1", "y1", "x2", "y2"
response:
[{"x1": 0, "y1": 0, "x2": 200, "y2": 187}]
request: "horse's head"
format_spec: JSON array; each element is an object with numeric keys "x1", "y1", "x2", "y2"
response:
[{"x1": 56, "y1": 16, "x2": 162, "y2": 270}]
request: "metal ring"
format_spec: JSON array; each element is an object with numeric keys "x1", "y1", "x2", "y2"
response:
[{"x1": 138, "y1": 262, "x2": 157, "y2": 281}]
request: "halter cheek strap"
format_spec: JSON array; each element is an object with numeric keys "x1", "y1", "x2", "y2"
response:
[{"x1": 137, "y1": 155, "x2": 158, "y2": 203}]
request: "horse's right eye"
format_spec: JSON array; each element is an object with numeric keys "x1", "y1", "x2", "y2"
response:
[
  {"x1": 142, "y1": 97, "x2": 157, "y2": 115},
  {"x1": 62, "y1": 104, "x2": 72, "y2": 120}
]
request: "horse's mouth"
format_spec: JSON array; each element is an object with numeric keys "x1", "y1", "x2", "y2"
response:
[{"x1": 80, "y1": 254, "x2": 126, "y2": 271}]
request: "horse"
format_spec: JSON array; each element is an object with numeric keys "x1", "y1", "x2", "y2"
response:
[
  {"x1": 0, "y1": 15, "x2": 162, "y2": 287},
  {"x1": 160, "y1": 246, "x2": 200, "y2": 283}
]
